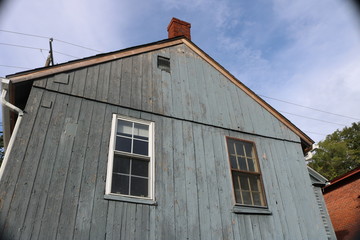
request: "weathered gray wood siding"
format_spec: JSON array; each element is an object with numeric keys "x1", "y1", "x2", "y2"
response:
[
  {"x1": 33, "y1": 44, "x2": 299, "y2": 143},
  {"x1": 0, "y1": 43, "x2": 328, "y2": 239}
]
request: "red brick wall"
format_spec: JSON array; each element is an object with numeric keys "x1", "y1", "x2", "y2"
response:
[{"x1": 324, "y1": 176, "x2": 360, "y2": 240}]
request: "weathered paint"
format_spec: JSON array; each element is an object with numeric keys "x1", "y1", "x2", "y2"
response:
[{"x1": 0, "y1": 42, "x2": 328, "y2": 239}]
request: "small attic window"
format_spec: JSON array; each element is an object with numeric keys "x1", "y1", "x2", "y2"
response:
[{"x1": 157, "y1": 56, "x2": 170, "y2": 72}]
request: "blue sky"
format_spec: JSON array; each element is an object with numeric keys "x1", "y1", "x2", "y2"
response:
[{"x1": 1, "y1": 0, "x2": 360, "y2": 143}]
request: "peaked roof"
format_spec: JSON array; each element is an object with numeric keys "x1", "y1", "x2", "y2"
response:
[{"x1": 6, "y1": 36, "x2": 314, "y2": 150}]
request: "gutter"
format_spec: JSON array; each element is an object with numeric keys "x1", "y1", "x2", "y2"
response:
[{"x1": 0, "y1": 77, "x2": 24, "y2": 181}]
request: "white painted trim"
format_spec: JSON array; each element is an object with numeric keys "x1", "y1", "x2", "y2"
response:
[
  {"x1": 0, "y1": 83, "x2": 24, "y2": 182},
  {"x1": 105, "y1": 114, "x2": 155, "y2": 201},
  {"x1": 105, "y1": 114, "x2": 117, "y2": 195}
]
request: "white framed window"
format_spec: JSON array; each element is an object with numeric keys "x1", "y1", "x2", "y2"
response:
[{"x1": 105, "y1": 115, "x2": 155, "y2": 202}]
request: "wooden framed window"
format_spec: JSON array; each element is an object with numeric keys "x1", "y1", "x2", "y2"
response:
[
  {"x1": 105, "y1": 115, "x2": 155, "y2": 202},
  {"x1": 226, "y1": 137, "x2": 267, "y2": 208}
]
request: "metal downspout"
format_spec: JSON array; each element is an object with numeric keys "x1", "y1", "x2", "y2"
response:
[{"x1": 0, "y1": 78, "x2": 24, "y2": 181}]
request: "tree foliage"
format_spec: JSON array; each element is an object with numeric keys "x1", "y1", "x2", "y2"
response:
[{"x1": 309, "y1": 122, "x2": 360, "y2": 180}]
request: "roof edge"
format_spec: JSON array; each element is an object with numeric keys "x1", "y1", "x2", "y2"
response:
[
  {"x1": 7, "y1": 37, "x2": 185, "y2": 83},
  {"x1": 179, "y1": 38, "x2": 314, "y2": 149},
  {"x1": 7, "y1": 36, "x2": 314, "y2": 149}
]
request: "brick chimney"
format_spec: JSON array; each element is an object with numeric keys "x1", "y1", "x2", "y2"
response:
[{"x1": 167, "y1": 18, "x2": 191, "y2": 40}]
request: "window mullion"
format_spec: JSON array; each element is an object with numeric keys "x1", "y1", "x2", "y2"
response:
[
  {"x1": 247, "y1": 176, "x2": 254, "y2": 205},
  {"x1": 243, "y1": 145, "x2": 249, "y2": 171},
  {"x1": 129, "y1": 158, "x2": 132, "y2": 195},
  {"x1": 237, "y1": 174, "x2": 244, "y2": 204}
]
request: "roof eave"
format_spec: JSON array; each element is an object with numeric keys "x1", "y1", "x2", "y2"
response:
[{"x1": 7, "y1": 36, "x2": 314, "y2": 150}]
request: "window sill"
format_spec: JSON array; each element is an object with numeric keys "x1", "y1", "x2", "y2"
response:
[
  {"x1": 104, "y1": 194, "x2": 157, "y2": 206},
  {"x1": 232, "y1": 205, "x2": 272, "y2": 215}
]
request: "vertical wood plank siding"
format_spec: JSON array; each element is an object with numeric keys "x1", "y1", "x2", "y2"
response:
[
  {"x1": 0, "y1": 43, "x2": 328, "y2": 239},
  {"x1": 38, "y1": 44, "x2": 298, "y2": 142}
]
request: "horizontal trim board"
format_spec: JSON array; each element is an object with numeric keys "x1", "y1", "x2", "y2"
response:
[
  {"x1": 33, "y1": 85, "x2": 302, "y2": 145},
  {"x1": 104, "y1": 194, "x2": 157, "y2": 205}
]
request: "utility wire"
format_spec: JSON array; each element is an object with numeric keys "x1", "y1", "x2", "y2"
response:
[
  {"x1": 0, "y1": 29, "x2": 102, "y2": 53},
  {"x1": 0, "y1": 42, "x2": 79, "y2": 59},
  {"x1": 279, "y1": 110, "x2": 347, "y2": 126},
  {"x1": 0, "y1": 64, "x2": 30, "y2": 70},
  {"x1": 0, "y1": 42, "x2": 47, "y2": 51},
  {"x1": 53, "y1": 39, "x2": 101, "y2": 53},
  {"x1": 260, "y1": 94, "x2": 360, "y2": 121},
  {"x1": 303, "y1": 130, "x2": 327, "y2": 136},
  {"x1": 53, "y1": 50, "x2": 79, "y2": 59}
]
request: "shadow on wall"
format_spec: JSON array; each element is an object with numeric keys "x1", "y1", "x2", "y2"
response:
[{"x1": 336, "y1": 230, "x2": 349, "y2": 240}]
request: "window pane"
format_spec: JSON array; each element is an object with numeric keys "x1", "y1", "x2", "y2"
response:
[
  {"x1": 235, "y1": 142, "x2": 245, "y2": 156},
  {"x1": 247, "y1": 158, "x2": 255, "y2": 172},
  {"x1": 130, "y1": 177, "x2": 148, "y2": 197},
  {"x1": 252, "y1": 192, "x2": 262, "y2": 206},
  {"x1": 116, "y1": 137, "x2": 131, "y2": 153},
  {"x1": 240, "y1": 175, "x2": 249, "y2": 190},
  {"x1": 111, "y1": 174, "x2": 129, "y2": 195},
  {"x1": 242, "y1": 191, "x2": 252, "y2": 205},
  {"x1": 132, "y1": 158, "x2": 149, "y2": 177},
  {"x1": 133, "y1": 140, "x2": 148, "y2": 156},
  {"x1": 227, "y1": 139, "x2": 236, "y2": 155},
  {"x1": 232, "y1": 174, "x2": 240, "y2": 191},
  {"x1": 117, "y1": 120, "x2": 133, "y2": 137},
  {"x1": 133, "y1": 123, "x2": 149, "y2": 140},
  {"x1": 229, "y1": 155, "x2": 238, "y2": 169},
  {"x1": 249, "y1": 176, "x2": 259, "y2": 191},
  {"x1": 244, "y1": 142, "x2": 253, "y2": 157},
  {"x1": 113, "y1": 155, "x2": 130, "y2": 174},
  {"x1": 238, "y1": 157, "x2": 247, "y2": 170}
]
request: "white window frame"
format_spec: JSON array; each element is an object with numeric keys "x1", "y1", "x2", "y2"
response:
[{"x1": 105, "y1": 114, "x2": 155, "y2": 204}]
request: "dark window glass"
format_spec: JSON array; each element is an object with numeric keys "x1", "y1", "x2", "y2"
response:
[
  {"x1": 116, "y1": 137, "x2": 132, "y2": 153},
  {"x1": 244, "y1": 142, "x2": 253, "y2": 157},
  {"x1": 236, "y1": 142, "x2": 245, "y2": 156},
  {"x1": 112, "y1": 174, "x2": 129, "y2": 195},
  {"x1": 242, "y1": 191, "x2": 252, "y2": 205},
  {"x1": 227, "y1": 139, "x2": 235, "y2": 155},
  {"x1": 113, "y1": 156, "x2": 130, "y2": 174},
  {"x1": 240, "y1": 175, "x2": 249, "y2": 190},
  {"x1": 239, "y1": 157, "x2": 247, "y2": 170},
  {"x1": 248, "y1": 158, "x2": 255, "y2": 172},
  {"x1": 229, "y1": 155, "x2": 237, "y2": 169},
  {"x1": 250, "y1": 177, "x2": 259, "y2": 191},
  {"x1": 253, "y1": 192, "x2": 261, "y2": 206},
  {"x1": 133, "y1": 140, "x2": 148, "y2": 156},
  {"x1": 132, "y1": 159, "x2": 149, "y2": 177},
  {"x1": 131, "y1": 177, "x2": 148, "y2": 197}
]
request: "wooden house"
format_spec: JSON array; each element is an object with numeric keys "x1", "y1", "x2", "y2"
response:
[{"x1": 0, "y1": 18, "x2": 331, "y2": 239}]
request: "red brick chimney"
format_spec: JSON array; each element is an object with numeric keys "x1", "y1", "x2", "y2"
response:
[{"x1": 167, "y1": 18, "x2": 191, "y2": 40}]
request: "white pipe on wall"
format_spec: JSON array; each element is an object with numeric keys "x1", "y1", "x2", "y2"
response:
[{"x1": 0, "y1": 78, "x2": 24, "y2": 182}]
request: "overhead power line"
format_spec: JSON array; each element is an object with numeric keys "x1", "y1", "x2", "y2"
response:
[
  {"x1": 260, "y1": 94, "x2": 360, "y2": 121},
  {"x1": 0, "y1": 42, "x2": 79, "y2": 59},
  {"x1": 0, "y1": 29, "x2": 102, "y2": 53},
  {"x1": 0, "y1": 42, "x2": 47, "y2": 51},
  {"x1": 303, "y1": 130, "x2": 327, "y2": 136},
  {"x1": 279, "y1": 110, "x2": 347, "y2": 126},
  {"x1": 0, "y1": 64, "x2": 30, "y2": 70}
]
